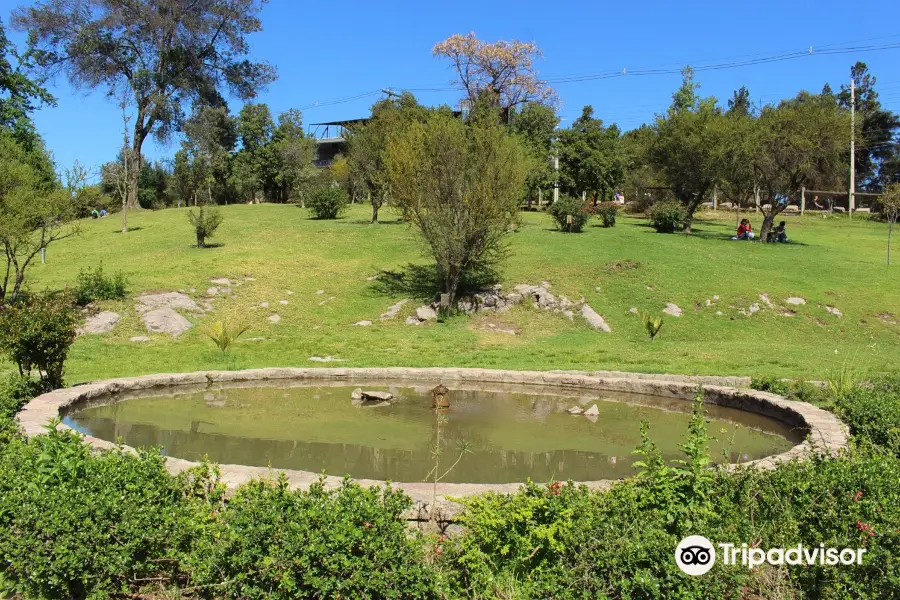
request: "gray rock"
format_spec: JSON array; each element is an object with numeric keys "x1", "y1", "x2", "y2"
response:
[
  {"x1": 317, "y1": 290, "x2": 325, "y2": 294},
  {"x1": 535, "y1": 288, "x2": 557, "y2": 308},
  {"x1": 136, "y1": 292, "x2": 202, "y2": 313},
  {"x1": 713, "y1": 295, "x2": 720, "y2": 301},
  {"x1": 309, "y1": 355, "x2": 346, "y2": 362},
  {"x1": 361, "y1": 390, "x2": 394, "y2": 401},
  {"x1": 584, "y1": 404, "x2": 600, "y2": 416},
  {"x1": 210, "y1": 278, "x2": 231, "y2": 286},
  {"x1": 567, "y1": 406, "x2": 584, "y2": 415},
  {"x1": 362, "y1": 401, "x2": 392, "y2": 408},
  {"x1": 206, "y1": 287, "x2": 219, "y2": 296},
  {"x1": 268, "y1": 314, "x2": 281, "y2": 323},
  {"x1": 141, "y1": 307, "x2": 192, "y2": 336},
  {"x1": 78, "y1": 311, "x2": 120, "y2": 335},
  {"x1": 130, "y1": 335, "x2": 151, "y2": 343},
  {"x1": 760, "y1": 293, "x2": 773, "y2": 307},
  {"x1": 260, "y1": 301, "x2": 269, "y2": 308},
  {"x1": 504, "y1": 292, "x2": 524, "y2": 305},
  {"x1": 353, "y1": 320, "x2": 373, "y2": 327},
  {"x1": 785, "y1": 297, "x2": 806, "y2": 305},
  {"x1": 715, "y1": 311, "x2": 723, "y2": 316},
  {"x1": 629, "y1": 307, "x2": 639, "y2": 314},
  {"x1": 663, "y1": 303, "x2": 683, "y2": 317},
  {"x1": 380, "y1": 299, "x2": 409, "y2": 320},
  {"x1": 581, "y1": 303, "x2": 612, "y2": 332},
  {"x1": 405, "y1": 316, "x2": 422, "y2": 326},
  {"x1": 351, "y1": 388, "x2": 364, "y2": 401},
  {"x1": 220, "y1": 287, "x2": 231, "y2": 295},
  {"x1": 279, "y1": 299, "x2": 288, "y2": 305},
  {"x1": 416, "y1": 306, "x2": 438, "y2": 321},
  {"x1": 749, "y1": 303, "x2": 761, "y2": 314},
  {"x1": 826, "y1": 306, "x2": 843, "y2": 318},
  {"x1": 562, "y1": 310, "x2": 574, "y2": 320}
]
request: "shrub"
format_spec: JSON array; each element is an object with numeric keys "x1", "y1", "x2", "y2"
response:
[
  {"x1": 640, "y1": 311, "x2": 664, "y2": 342},
  {"x1": 0, "y1": 375, "x2": 45, "y2": 445},
  {"x1": 595, "y1": 201, "x2": 619, "y2": 227},
  {"x1": 188, "y1": 204, "x2": 224, "y2": 248},
  {"x1": 186, "y1": 476, "x2": 436, "y2": 599},
  {"x1": 73, "y1": 263, "x2": 127, "y2": 306},
  {"x1": 0, "y1": 292, "x2": 78, "y2": 389},
  {"x1": 547, "y1": 195, "x2": 594, "y2": 232},
  {"x1": 833, "y1": 377, "x2": 900, "y2": 455},
  {"x1": 306, "y1": 186, "x2": 349, "y2": 220},
  {"x1": 649, "y1": 201, "x2": 686, "y2": 233}
]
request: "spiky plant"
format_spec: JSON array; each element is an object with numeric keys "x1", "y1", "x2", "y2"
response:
[{"x1": 200, "y1": 320, "x2": 251, "y2": 353}]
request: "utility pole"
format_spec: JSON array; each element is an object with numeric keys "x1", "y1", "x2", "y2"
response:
[
  {"x1": 850, "y1": 77, "x2": 856, "y2": 218},
  {"x1": 553, "y1": 155, "x2": 559, "y2": 204}
]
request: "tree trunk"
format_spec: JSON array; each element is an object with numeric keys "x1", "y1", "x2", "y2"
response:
[
  {"x1": 126, "y1": 133, "x2": 144, "y2": 210},
  {"x1": 682, "y1": 201, "x2": 700, "y2": 232},
  {"x1": 889, "y1": 221, "x2": 894, "y2": 265},
  {"x1": 759, "y1": 213, "x2": 775, "y2": 242}
]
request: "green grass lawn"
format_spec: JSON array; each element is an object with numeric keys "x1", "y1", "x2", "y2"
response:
[{"x1": 23, "y1": 203, "x2": 900, "y2": 383}]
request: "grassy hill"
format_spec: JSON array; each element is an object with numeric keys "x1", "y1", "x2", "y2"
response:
[{"x1": 24, "y1": 203, "x2": 900, "y2": 383}]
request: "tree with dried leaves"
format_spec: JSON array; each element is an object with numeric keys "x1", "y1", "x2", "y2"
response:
[
  {"x1": 13, "y1": 0, "x2": 276, "y2": 210},
  {"x1": 384, "y1": 111, "x2": 530, "y2": 306},
  {"x1": 433, "y1": 32, "x2": 556, "y2": 118},
  {"x1": 880, "y1": 183, "x2": 900, "y2": 265}
]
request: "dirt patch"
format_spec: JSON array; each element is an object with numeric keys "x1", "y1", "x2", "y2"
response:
[
  {"x1": 603, "y1": 260, "x2": 641, "y2": 273},
  {"x1": 471, "y1": 317, "x2": 519, "y2": 336},
  {"x1": 878, "y1": 312, "x2": 898, "y2": 325}
]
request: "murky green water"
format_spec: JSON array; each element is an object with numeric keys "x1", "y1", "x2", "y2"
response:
[{"x1": 63, "y1": 380, "x2": 802, "y2": 483}]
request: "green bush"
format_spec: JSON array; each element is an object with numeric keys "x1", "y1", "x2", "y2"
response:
[
  {"x1": 73, "y1": 263, "x2": 127, "y2": 306},
  {"x1": 0, "y1": 292, "x2": 78, "y2": 389},
  {"x1": 188, "y1": 204, "x2": 224, "y2": 248},
  {"x1": 547, "y1": 195, "x2": 593, "y2": 232},
  {"x1": 307, "y1": 186, "x2": 349, "y2": 220},
  {"x1": 186, "y1": 476, "x2": 436, "y2": 599},
  {"x1": 649, "y1": 201, "x2": 687, "y2": 233},
  {"x1": 595, "y1": 201, "x2": 619, "y2": 227},
  {"x1": 833, "y1": 377, "x2": 900, "y2": 455}
]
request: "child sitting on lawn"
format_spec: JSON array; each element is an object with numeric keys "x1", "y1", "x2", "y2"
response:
[
  {"x1": 772, "y1": 221, "x2": 788, "y2": 243},
  {"x1": 733, "y1": 219, "x2": 755, "y2": 240}
]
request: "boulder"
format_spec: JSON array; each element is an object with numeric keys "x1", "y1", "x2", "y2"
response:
[
  {"x1": 78, "y1": 311, "x2": 120, "y2": 335},
  {"x1": 748, "y1": 303, "x2": 760, "y2": 314},
  {"x1": 584, "y1": 404, "x2": 600, "y2": 416},
  {"x1": 504, "y1": 292, "x2": 524, "y2": 305},
  {"x1": 206, "y1": 287, "x2": 219, "y2": 296},
  {"x1": 826, "y1": 306, "x2": 843, "y2": 318},
  {"x1": 416, "y1": 306, "x2": 438, "y2": 321},
  {"x1": 210, "y1": 278, "x2": 231, "y2": 286},
  {"x1": 663, "y1": 303, "x2": 683, "y2": 317},
  {"x1": 268, "y1": 314, "x2": 281, "y2": 323},
  {"x1": 785, "y1": 297, "x2": 806, "y2": 305},
  {"x1": 567, "y1": 406, "x2": 584, "y2": 415},
  {"x1": 380, "y1": 299, "x2": 409, "y2": 320},
  {"x1": 136, "y1": 292, "x2": 203, "y2": 313},
  {"x1": 351, "y1": 388, "x2": 364, "y2": 401},
  {"x1": 141, "y1": 307, "x2": 192, "y2": 336},
  {"x1": 353, "y1": 320, "x2": 373, "y2": 327},
  {"x1": 581, "y1": 303, "x2": 612, "y2": 332},
  {"x1": 361, "y1": 390, "x2": 394, "y2": 401},
  {"x1": 405, "y1": 316, "x2": 422, "y2": 326}
]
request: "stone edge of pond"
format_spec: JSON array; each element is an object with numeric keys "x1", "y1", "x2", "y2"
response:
[{"x1": 16, "y1": 367, "x2": 848, "y2": 526}]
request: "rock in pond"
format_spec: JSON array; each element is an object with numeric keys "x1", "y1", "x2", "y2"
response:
[
  {"x1": 567, "y1": 406, "x2": 585, "y2": 415},
  {"x1": 584, "y1": 404, "x2": 600, "y2": 417}
]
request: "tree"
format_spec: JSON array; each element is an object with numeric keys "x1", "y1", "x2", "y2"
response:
[
  {"x1": 510, "y1": 102, "x2": 559, "y2": 204},
  {"x1": 0, "y1": 130, "x2": 77, "y2": 303},
  {"x1": 648, "y1": 68, "x2": 727, "y2": 231},
  {"x1": 14, "y1": 0, "x2": 276, "y2": 209},
  {"x1": 719, "y1": 109, "x2": 759, "y2": 210},
  {"x1": 838, "y1": 63, "x2": 900, "y2": 191},
  {"x1": 753, "y1": 92, "x2": 849, "y2": 241},
  {"x1": 231, "y1": 103, "x2": 277, "y2": 202},
  {"x1": 272, "y1": 109, "x2": 315, "y2": 204},
  {"x1": 727, "y1": 86, "x2": 752, "y2": 116},
  {"x1": 347, "y1": 92, "x2": 429, "y2": 223},
  {"x1": 881, "y1": 183, "x2": 900, "y2": 265},
  {"x1": 384, "y1": 111, "x2": 529, "y2": 306},
  {"x1": 182, "y1": 106, "x2": 237, "y2": 204},
  {"x1": 0, "y1": 17, "x2": 55, "y2": 151},
  {"x1": 433, "y1": 32, "x2": 556, "y2": 117},
  {"x1": 557, "y1": 106, "x2": 624, "y2": 202}
]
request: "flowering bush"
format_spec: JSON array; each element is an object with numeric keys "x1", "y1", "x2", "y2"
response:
[
  {"x1": 649, "y1": 201, "x2": 687, "y2": 233},
  {"x1": 595, "y1": 201, "x2": 619, "y2": 227}
]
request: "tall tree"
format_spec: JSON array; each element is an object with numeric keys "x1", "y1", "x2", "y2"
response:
[
  {"x1": 384, "y1": 111, "x2": 529, "y2": 306},
  {"x1": 510, "y1": 102, "x2": 559, "y2": 204},
  {"x1": 557, "y1": 105, "x2": 624, "y2": 202},
  {"x1": 14, "y1": 0, "x2": 276, "y2": 209},
  {"x1": 347, "y1": 92, "x2": 429, "y2": 223},
  {"x1": 433, "y1": 32, "x2": 557, "y2": 118},
  {"x1": 0, "y1": 17, "x2": 55, "y2": 151},
  {"x1": 648, "y1": 68, "x2": 727, "y2": 231},
  {"x1": 837, "y1": 62, "x2": 900, "y2": 191},
  {"x1": 753, "y1": 92, "x2": 849, "y2": 241},
  {"x1": 182, "y1": 106, "x2": 237, "y2": 204},
  {"x1": 727, "y1": 86, "x2": 752, "y2": 116},
  {"x1": 231, "y1": 103, "x2": 277, "y2": 202},
  {"x1": 272, "y1": 108, "x2": 315, "y2": 204}
]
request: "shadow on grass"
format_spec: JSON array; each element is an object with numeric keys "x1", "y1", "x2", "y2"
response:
[
  {"x1": 370, "y1": 263, "x2": 501, "y2": 301},
  {"x1": 114, "y1": 226, "x2": 144, "y2": 233},
  {"x1": 339, "y1": 218, "x2": 406, "y2": 226},
  {"x1": 193, "y1": 243, "x2": 225, "y2": 249}
]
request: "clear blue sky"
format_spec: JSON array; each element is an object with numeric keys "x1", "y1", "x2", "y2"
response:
[{"x1": 4, "y1": 0, "x2": 900, "y2": 175}]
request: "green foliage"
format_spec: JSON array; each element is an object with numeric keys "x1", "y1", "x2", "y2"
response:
[
  {"x1": 200, "y1": 320, "x2": 251, "y2": 353},
  {"x1": 547, "y1": 195, "x2": 593, "y2": 232},
  {"x1": 187, "y1": 204, "x2": 224, "y2": 248},
  {"x1": 557, "y1": 105, "x2": 625, "y2": 201},
  {"x1": 595, "y1": 201, "x2": 618, "y2": 227},
  {"x1": 0, "y1": 292, "x2": 77, "y2": 388},
  {"x1": 640, "y1": 311, "x2": 664, "y2": 341},
  {"x1": 306, "y1": 186, "x2": 349, "y2": 220},
  {"x1": 833, "y1": 376, "x2": 900, "y2": 455},
  {"x1": 186, "y1": 476, "x2": 436, "y2": 599},
  {"x1": 649, "y1": 201, "x2": 687, "y2": 233},
  {"x1": 73, "y1": 263, "x2": 127, "y2": 306},
  {"x1": 0, "y1": 374, "x2": 45, "y2": 444}
]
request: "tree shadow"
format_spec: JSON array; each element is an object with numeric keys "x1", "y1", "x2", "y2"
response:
[
  {"x1": 338, "y1": 218, "x2": 406, "y2": 226},
  {"x1": 192, "y1": 243, "x2": 225, "y2": 249},
  {"x1": 113, "y1": 226, "x2": 144, "y2": 233},
  {"x1": 370, "y1": 263, "x2": 501, "y2": 300}
]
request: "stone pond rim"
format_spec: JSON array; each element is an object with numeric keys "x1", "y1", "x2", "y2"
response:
[{"x1": 16, "y1": 367, "x2": 848, "y2": 521}]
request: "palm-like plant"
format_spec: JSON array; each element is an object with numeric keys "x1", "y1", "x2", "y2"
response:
[
  {"x1": 200, "y1": 320, "x2": 251, "y2": 353},
  {"x1": 640, "y1": 312, "x2": 664, "y2": 342}
]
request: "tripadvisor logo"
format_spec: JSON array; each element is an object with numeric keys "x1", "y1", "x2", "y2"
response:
[{"x1": 675, "y1": 536, "x2": 867, "y2": 576}]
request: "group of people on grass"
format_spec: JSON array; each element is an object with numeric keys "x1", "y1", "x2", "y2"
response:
[
  {"x1": 90, "y1": 208, "x2": 107, "y2": 219},
  {"x1": 732, "y1": 219, "x2": 788, "y2": 243}
]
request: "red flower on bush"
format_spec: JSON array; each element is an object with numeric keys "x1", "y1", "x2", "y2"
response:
[
  {"x1": 857, "y1": 521, "x2": 875, "y2": 537},
  {"x1": 854, "y1": 490, "x2": 864, "y2": 502},
  {"x1": 548, "y1": 481, "x2": 562, "y2": 496}
]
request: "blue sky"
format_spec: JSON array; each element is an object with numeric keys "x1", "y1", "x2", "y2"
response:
[{"x1": 4, "y1": 0, "x2": 900, "y2": 174}]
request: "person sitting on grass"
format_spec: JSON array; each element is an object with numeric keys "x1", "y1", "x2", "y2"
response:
[
  {"x1": 732, "y1": 218, "x2": 755, "y2": 240},
  {"x1": 772, "y1": 221, "x2": 788, "y2": 243}
]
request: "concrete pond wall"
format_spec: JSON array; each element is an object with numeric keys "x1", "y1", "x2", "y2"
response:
[{"x1": 17, "y1": 367, "x2": 848, "y2": 527}]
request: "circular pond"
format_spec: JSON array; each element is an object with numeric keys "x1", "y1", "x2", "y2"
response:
[{"x1": 63, "y1": 379, "x2": 803, "y2": 483}]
